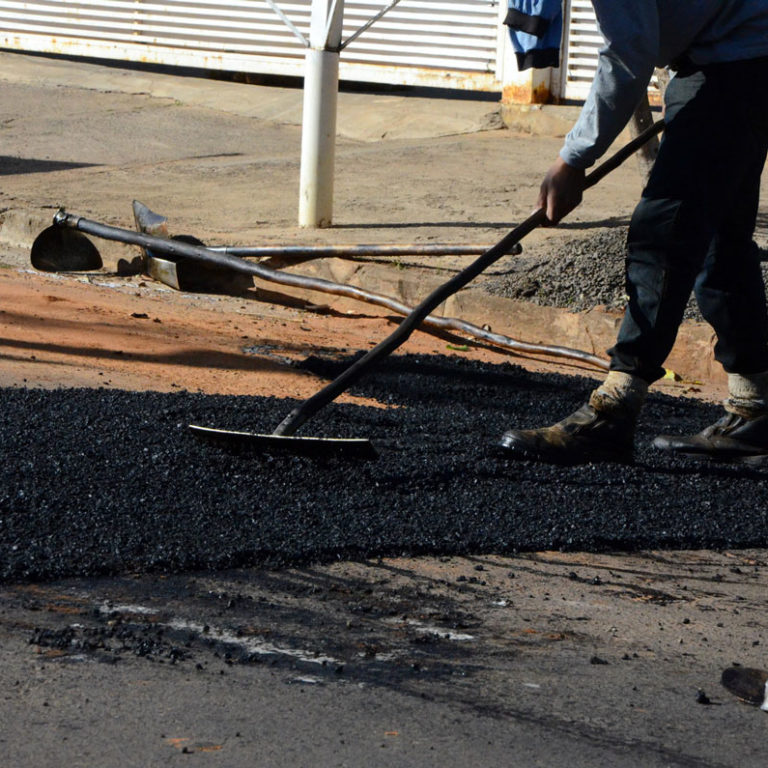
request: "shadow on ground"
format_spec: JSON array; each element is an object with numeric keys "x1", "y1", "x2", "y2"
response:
[{"x1": 0, "y1": 156, "x2": 99, "y2": 175}]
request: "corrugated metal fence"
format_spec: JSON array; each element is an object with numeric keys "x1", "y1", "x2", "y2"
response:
[
  {"x1": 0, "y1": 0, "x2": 510, "y2": 91},
  {"x1": 560, "y1": 0, "x2": 601, "y2": 100}
]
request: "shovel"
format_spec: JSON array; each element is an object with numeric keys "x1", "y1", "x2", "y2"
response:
[
  {"x1": 130, "y1": 200, "x2": 514, "y2": 294},
  {"x1": 32, "y1": 201, "x2": 504, "y2": 279}
]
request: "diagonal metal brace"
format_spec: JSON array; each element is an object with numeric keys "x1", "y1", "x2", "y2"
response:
[
  {"x1": 263, "y1": 0, "x2": 309, "y2": 47},
  {"x1": 340, "y1": 0, "x2": 403, "y2": 50}
]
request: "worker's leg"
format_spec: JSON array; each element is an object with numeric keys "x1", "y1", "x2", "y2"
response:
[
  {"x1": 610, "y1": 59, "x2": 768, "y2": 382},
  {"x1": 653, "y1": 183, "x2": 768, "y2": 462},
  {"x1": 654, "y1": 60, "x2": 768, "y2": 461},
  {"x1": 694, "y1": 168, "x2": 768, "y2": 376},
  {"x1": 501, "y1": 58, "x2": 768, "y2": 464},
  {"x1": 649, "y1": 60, "x2": 768, "y2": 461}
]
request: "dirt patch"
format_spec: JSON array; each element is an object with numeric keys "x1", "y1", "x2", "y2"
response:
[{"x1": 0, "y1": 267, "x2": 464, "y2": 401}]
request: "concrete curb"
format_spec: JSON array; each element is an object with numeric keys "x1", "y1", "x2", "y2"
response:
[
  {"x1": 499, "y1": 103, "x2": 582, "y2": 138},
  {"x1": 0, "y1": 209, "x2": 52, "y2": 252},
  {"x1": 263, "y1": 256, "x2": 724, "y2": 389}
]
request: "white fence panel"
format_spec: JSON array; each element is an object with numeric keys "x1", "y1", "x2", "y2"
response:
[
  {"x1": 560, "y1": 0, "x2": 601, "y2": 101},
  {"x1": 0, "y1": 0, "x2": 506, "y2": 91}
]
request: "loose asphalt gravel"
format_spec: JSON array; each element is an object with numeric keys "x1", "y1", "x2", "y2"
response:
[
  {"x1": 487, "y1": 228, "x2": 768, "y2": 321},
  {"x1": 3, "y1": 353, "x2": 768, "y2": 584}
]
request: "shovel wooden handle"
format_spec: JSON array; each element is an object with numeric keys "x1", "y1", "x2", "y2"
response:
[{"x1": 274, "y1": 119, "x2": 665, "y2": 437}]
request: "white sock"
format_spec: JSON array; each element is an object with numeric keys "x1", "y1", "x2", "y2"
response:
[
  {"x1": 589, "y1": 371, "x2": 648, "y2": 416},
  {"x1": 726, "y1": 371, "x2": 768, "y2": 415}
]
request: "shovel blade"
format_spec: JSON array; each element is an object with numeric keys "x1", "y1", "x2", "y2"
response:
[
  {"x1": 31, "y1": 226, "x2": 103, "y2": 272},
  {"x1": 721, "y1": 666, "x2": 768, "y2": 706},
  {"x1": 189, "y1": 424, "x2": 378, "y2": 460}
]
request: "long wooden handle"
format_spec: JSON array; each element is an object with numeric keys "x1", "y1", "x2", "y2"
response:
[{"x1": 274, "y1": 120, "x2": 666, "y2": 436}]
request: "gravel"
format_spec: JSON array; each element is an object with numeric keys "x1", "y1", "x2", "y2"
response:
[
  {"x1": 486, "y1": 227, "x2": 768, "y2": 321},
  {"x1": 3, "y1": 353, "x2": 768, "y2": 584}
]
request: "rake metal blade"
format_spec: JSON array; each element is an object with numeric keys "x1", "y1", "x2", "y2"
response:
[{"x1": 189, "y1": 424, "x2": 378, "y2": 460}]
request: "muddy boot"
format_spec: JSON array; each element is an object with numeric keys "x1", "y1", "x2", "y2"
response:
[
  {"x1": 499, "y1": 372, "x2": 647, "y2": 465},
  {"x1": 654, "y1": 372, "x2": 768, "y2": 463}
]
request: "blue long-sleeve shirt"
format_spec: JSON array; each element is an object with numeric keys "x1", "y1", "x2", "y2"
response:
[{"x1": 562, "y1": 0, "x2": 768, "y2": 169}]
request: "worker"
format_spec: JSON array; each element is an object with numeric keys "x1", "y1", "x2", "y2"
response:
[{"x1": 500, "y1": 1, "x2": 768, "y2": 465}]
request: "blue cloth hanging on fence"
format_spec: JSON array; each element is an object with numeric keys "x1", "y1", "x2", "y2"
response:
[{"x1": 504, "y1": 0, "x2": 563, "y2": 70}]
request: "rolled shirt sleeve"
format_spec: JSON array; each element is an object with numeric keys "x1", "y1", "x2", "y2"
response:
[{"x1": 560, "y1": 1, "x2": 659, "y2": 169}]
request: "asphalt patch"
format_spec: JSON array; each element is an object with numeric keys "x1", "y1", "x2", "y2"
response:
[
  {"x1": 2, "y1": 353, "x2": 768, "y2": 583},
  {"x1": 22, "y1": 573, "x2": 479, "y2": 686}
]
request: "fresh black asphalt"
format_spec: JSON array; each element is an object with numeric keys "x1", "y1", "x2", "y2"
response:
[{"x1": 2, "y1": 353, "x2": 767, "y2": 583}]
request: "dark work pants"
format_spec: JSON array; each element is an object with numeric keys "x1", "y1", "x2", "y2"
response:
[{"x1": 609, "y1": 57, "x2": 768, "y2": 383}]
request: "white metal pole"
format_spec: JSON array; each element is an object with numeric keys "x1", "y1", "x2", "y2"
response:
[{"x1": 299, "y1": 0, "x2": 345, "y2": 228}]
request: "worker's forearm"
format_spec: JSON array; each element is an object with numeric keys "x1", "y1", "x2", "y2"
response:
[
  {"x1": 561, "y1": 0, "x2": 658, "y2": 169},
  {"x1": 560, "y1": 50, "x2": 654, "y2": 169}
]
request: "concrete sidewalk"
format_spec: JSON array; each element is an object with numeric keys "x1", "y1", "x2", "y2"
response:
[
  {"x1": 0, "y1": 47, "x2": 588, "y2": 269},
  {"x1": 0, "y1": 49, "x2": 570, "y2": 249},
  {"x1": 0, "y1": 50, "x2": 566, "y2": 143}
]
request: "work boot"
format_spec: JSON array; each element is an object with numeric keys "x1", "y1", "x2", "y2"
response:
[
  {"x1": 499, "y1": 372, "x2": 647, "y2": 465},
  {"x1": 654, "y1": 372, "x2": 768, "y2": 463},
  {"x1": 653, "y1": 409, "x2": 768, "y2": 462}
]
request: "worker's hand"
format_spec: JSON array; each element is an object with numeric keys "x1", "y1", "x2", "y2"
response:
[{"x1": 537, "y1": 156, "x2": 585, "y2": 225}]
